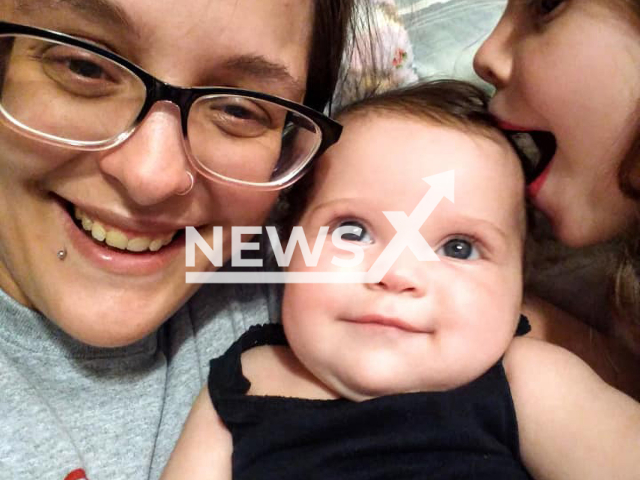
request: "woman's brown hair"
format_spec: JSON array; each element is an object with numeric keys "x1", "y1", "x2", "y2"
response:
[{"x1": 305, "y1": 0, "x2": 356, "y2": 111}]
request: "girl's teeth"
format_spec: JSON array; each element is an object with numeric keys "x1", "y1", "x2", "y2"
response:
[{"x1": 74, "y1": 207, "x2": 176, "y2": 253}]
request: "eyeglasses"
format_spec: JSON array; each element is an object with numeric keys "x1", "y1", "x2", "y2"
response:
[{"x1": 0, "y1": 21, "x2": 342, "y2": 190}]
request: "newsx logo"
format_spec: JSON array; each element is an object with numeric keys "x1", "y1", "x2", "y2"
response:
[{"x1": 185, "y1": 171, "x2": 454, "y2": 284}]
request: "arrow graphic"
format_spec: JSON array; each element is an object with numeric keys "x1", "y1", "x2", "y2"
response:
[{"x1": 365, "y1": 170, "x2": 454, "y2": 283}]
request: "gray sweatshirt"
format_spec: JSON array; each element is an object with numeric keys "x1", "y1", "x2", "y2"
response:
[{"x1": 0, "y1": 282, "x2": 276, "y2": 480}]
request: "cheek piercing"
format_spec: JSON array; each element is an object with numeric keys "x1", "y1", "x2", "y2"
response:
[
  {"x1": 177, "y1": 171, "x2": 195, "y2": 196},
  {"x1": 57, "y1": 248, "x2": 67, "y2": 261}
]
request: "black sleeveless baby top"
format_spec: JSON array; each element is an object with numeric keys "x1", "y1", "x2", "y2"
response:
[{"x1": 208, "y1": 321, "x2": 533, "y2": 480}]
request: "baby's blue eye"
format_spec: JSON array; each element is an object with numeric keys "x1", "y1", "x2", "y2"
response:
[
  {"x1": 437, "y1": 238, "x2": 479, "y2": 260},
  {"x1": 336, "y1": 220, "x2": 373, "y2": 244}
]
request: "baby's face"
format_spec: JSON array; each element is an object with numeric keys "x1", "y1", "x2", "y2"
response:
[{"x1": 282, "y1": 113, "x2": 526, "y2": 401}]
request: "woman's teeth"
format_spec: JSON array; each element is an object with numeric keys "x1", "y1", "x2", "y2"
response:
[{"x1": 74, "y1": 207, "x2": 176, "y2": 252}]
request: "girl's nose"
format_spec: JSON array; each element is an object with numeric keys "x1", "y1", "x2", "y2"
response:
[
  {"x1": 473, "y1": 13, "x2": 515, "y2": 89},
  {"x1": 97, "y1": 101, "x2": 195, "y2": 206}
]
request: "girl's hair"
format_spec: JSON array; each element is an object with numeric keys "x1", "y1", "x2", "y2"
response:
[
  {"x1": 608, "y1": 0, "x2": 640, "y2": 353},
  {"x1": 277, "y1": 79, "x2": 528, "y2": 235},
  {"x1": 611, "y1": 232, "x2": 640, "y2": 352}
]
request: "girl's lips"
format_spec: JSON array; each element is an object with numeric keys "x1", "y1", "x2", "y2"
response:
[
  {"x1": 55, "y1": 198, "x2": 186, "y2": 276},
  {"x1": 527, "y1": 162, "x2": 551, "y2": 198},
  {"x1": 496, "y1": 120, "x2": 530, "y2": 131}
]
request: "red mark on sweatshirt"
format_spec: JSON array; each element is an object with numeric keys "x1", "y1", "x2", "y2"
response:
[{"x1": 64, "y1": 469, "x2": 88, "y2": 480}]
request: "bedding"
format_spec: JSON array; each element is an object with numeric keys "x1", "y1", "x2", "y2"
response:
[{"x1": 396, "y1": 0, "x2": 506, "y2": 84}]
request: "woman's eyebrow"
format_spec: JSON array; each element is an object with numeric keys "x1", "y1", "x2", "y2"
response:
[
  {"x1": 222, "y1": 54, "x2": 306, "y2": 99},
  {"x1": 16, "y1": 0, "x2": 139, "y2": 37},
  {"x1": 16, "y1": 1, "x2": 305, "y2": 98}
]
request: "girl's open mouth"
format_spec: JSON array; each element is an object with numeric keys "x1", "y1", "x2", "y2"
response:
[
  {"x1": 496, "y1": 121, "x2": 557, "y2": 187},
  {"x1": 506, "y1": 130, "x2": 557, "y2": 186}
]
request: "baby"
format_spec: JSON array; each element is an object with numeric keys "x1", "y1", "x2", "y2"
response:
[{"x1": 162, "y1": 81, "x2": 640, "y2": 480}]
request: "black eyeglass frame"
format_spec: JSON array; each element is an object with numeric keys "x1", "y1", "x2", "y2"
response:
[{"x1": 0, "y1": 21, "x2": 343, "y2": 190}]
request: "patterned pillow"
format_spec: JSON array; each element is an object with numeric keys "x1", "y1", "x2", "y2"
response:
[
  {"x1": 334, "y1": 0, "x2": 419, "y2": 108},
  {"x1": 334, "y1": 0, "x2": 507, "y2": 109},
  {"x1": 396, "y1": 0, "x2": 506, "y2": 85}
]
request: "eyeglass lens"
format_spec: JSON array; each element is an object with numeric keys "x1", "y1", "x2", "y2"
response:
[{"x1": 0, "y1": 34, "x2": 322, "y2": 185}]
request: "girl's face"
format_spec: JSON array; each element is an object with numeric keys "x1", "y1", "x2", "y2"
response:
[
  {"x1": 0, "y1": 0, "x2": 313, "y2": 346},
  {"x1": 474, "y1": 0, "x2": 640, "y2": 247}
]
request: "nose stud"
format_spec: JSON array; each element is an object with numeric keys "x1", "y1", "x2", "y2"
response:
[
  {"x1": 57, "y1": 248, "x2": 67, "y2": 261},
  {"x1": 177, "y1": 171, "x2": 195, "y2": 196}
]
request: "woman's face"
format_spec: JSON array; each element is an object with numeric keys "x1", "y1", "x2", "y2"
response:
[
  {"x1": 474, "y1": 0, "x2": 640, "y2": 247},
  {"x1": 0, "y1": 0, "x2": 314, "y2": 346}
]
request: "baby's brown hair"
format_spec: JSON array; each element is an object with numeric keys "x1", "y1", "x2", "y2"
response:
[{"x1": 277, "y1": 79, "x2": 530, "y2": 241}]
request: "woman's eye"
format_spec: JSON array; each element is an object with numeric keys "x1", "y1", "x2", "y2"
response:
[
  {"x1": 335, "y1": 220, "x2": 373, "y2": 244},
  {"x1": 41, "y1": 46, "x2": 112, "y2": 80},
  {"x1": 204, "y1": 96, "x2": 272, "y2": 137},
  {"x1": 45, "y1": 56, "x2": 109, "y2": 81},
  {"x1": 36, "y1": 44, "x2": 126, "y2": 98},
  {"x1": 223, "y1": 104, "x2": 258, "y2": 120},
  {"x1": 63, "y1": 58, "x2": 106, "y2": 79},
  {"x1": 436, "y1": 237, "x2": 480, "y2": 260}
]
